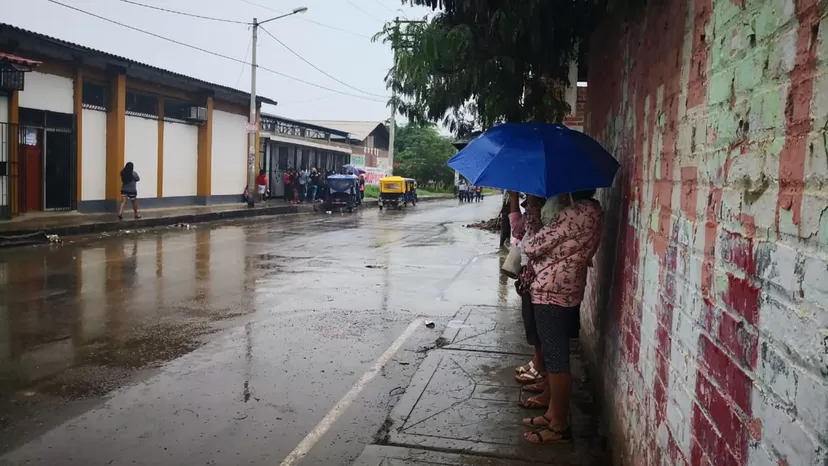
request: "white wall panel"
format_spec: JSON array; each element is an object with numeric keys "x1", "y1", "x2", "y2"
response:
[
  {"x1": 211, "y1": 110, "x2": 247, "y2": 196},
  {"x1": 125, "y1": 115, "x2": 159, "y2": 198},
  {"x1": 0, "y1": 95, "x2": 8, "y2": 123},
  {"x1": 81, "y1": 109, "x2": 107, "y2": 200},
  {"x1": 163, "y1": 122, "x2": 198, "y2": 197},
  {"x1": 18, "y1": 72, "x2": 74, "y2": 113}
]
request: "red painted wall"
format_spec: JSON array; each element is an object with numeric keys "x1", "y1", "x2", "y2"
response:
[{"x1": 582, "y1": 0, "x2": 828, "y2": 465}]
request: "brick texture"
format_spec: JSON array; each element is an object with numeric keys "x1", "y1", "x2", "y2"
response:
[{"x1": 581, "y1": 0, "x2": 828, "y2": 465}]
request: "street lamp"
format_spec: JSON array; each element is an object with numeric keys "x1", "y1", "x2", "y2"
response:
[{"x1": 247, "y1": 6, "x2": 308, "y2": 208}]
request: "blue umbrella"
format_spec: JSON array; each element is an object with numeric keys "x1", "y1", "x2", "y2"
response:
[
  {"x1": 447, "y1": 123, "x2": 619, "y2": 198},
  {"x1": 343, "y1": 164, "x2": 366, "y2": 175}
]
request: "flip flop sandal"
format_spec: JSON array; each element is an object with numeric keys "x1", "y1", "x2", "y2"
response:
[
  {"x1": 524, "y1": 426, "x2": 573, "y2": 444},
  {"x1": 515, "y1": 367, "x2": 543, "y2": 384},
  {"x1": 515, "y1": 361, "x2": 534, "y2": 374},
  {"x1": 519, "y1": 397, "x2": 549, "y2": 410}
]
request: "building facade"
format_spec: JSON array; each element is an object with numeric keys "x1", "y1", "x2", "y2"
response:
[
  {"x1": 258, "y1": 114, "x2": 351, "y2": 197},
  {"x1": 0, "y1": 23, "x2": 274, "y2": 218},
  {"x1": 302, "y1": 120, "x2": 391, "y2": 182}
]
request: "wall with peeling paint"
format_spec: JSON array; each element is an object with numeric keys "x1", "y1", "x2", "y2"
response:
[{"x1": 582, "y1": 0, "x2": 828, "y2": 465}]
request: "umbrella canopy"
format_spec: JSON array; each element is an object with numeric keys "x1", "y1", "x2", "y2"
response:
[
  {"x1": 343, "y1": 164, "x2": 366, "y2": 175},
  {"x1": 446, "y1": 123, "x2": 619, "y2": 198}
]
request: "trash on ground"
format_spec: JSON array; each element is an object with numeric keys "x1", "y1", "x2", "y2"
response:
[
  {"x1": 46, "y1": 234, "x2": 61, "y2": 243},
  {"x1": 425, "y1": 321, "x2": 435, "y2": 328},
  {"x1": 446, "y1": 320, "x2": 473, "y2": 329}
]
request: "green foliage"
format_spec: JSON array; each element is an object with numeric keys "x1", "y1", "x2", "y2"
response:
[
  {"x1": 393, "y1": 123, "x2": 457, "y2": 186},
  {"x1": 375, "y1": 0, "x2": 603, "y2": 135}
]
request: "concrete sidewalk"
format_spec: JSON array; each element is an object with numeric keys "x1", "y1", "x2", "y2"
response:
[
  {"x1": 0, "y1": 195, "x2": 453, "y2": 247},
  {"x1": 354, "y1": 305, "x2": 609, "y2": 466}
]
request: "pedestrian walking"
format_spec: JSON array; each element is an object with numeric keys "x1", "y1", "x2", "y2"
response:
[
  {"x1": 458, "y1": 180, "x2": 467, "y2": 202},
  {"x1": 256, "y1": 169, "x2": 268, "y2": 203},
  {"x1": 118, "y1": 162, "x2": 141, "y2": 220},
  {"x1": 359, "y1": 174, "x2": 366, "y2": 203}
]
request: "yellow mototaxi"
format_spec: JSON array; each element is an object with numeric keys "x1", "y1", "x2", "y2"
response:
[{"x1": 378, "y1": 176, "x2": 408, "y2": 210}]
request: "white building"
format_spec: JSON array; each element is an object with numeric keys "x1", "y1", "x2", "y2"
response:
[{"x1": 0, "y1": 23, "x2": 275, "y2": 218}]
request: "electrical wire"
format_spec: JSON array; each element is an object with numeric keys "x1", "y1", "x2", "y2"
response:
[
  {"x1": 45, "y1": 0, "x2": 388, "y2": 102},
  {"x1": 119, "y1": 0, "x2": 250, "y2": 25},
  {"x1": 237, "y1": 0, "x2": 372, "y2": 39},
  {"x1": 235, "y1": 33, "x2": 252, "y2": 88},
  {"x1": 372, "y1": 0, "x2": 396, "y2": 15},
  {"x1": 347, "y1": 0, "x2": 385, "y2": 23},
  {"x1": 259, "y1": 25, "x2": 386, "y2": 99}
]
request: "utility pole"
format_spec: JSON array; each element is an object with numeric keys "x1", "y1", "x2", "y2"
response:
[
  {"x1": 247, "y1": 17, "x2": 259, "y2": 207},
  {"x1": 387, "y1": 17, "x2": 399, "y2": 177},
  {"x1": 246, "y1": 7, "x2": 308, "y2": 208}
]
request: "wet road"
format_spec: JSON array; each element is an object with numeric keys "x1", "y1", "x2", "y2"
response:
[{"x1": 0, "y1": 198, "x2": 517, "y2": 465}]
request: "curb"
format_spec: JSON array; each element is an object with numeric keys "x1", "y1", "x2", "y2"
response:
[{"x1": 0, "y1": 195, "x2": 454, "y2": 248}]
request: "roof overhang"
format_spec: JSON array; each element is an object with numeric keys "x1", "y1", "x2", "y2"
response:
[{"x1": 0, "y1": 23, "x2": 276, "y2": 107}]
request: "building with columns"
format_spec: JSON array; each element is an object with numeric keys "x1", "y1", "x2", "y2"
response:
[{"x1": 0, "y1": 23, "x2": 275, "y2": 218}]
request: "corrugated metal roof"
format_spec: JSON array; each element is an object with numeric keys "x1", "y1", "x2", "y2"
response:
[
  {"x1": 0, "y1": 52, "x2": 42, "y2": 67},
  {"x1": 302, "y1": 120, "x2": 387, "y2": 142},
  {"x1": 0, "y1": 23, "x2": 277, "y2": 107}
]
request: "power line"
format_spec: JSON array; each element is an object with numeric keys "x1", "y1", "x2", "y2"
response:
[
  {"x1": 259, "y1": 25, "x2": 386, "y2": 99},
  {"x1": 372, "y1": 0, "x2": 396, "y2": 15},
  {"x1": 237, "y1": 0, "x2": 372, "y2": 39},
  {"x1": 235, "y1": 33, "x2": 252, "y2": 88},
  {"x1": 119, "y1": 0, "x2": 250, "y2": 25},
  {"x1": 347, "y1": 0, "x2": 385, "y2": 23},
  {"x1": 45, "y1": 0, "x2": 387, "y2": 102}
]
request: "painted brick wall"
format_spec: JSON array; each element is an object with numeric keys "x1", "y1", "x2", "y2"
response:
[{"x1": 581, "y1": 0, "x2": 828, "y2": 465}]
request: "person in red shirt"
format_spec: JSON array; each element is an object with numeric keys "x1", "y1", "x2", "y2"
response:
[{"x1": 256, "y1": 169, "x2": 268, "y2": 202}]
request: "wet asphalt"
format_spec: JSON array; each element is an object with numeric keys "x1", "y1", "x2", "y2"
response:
[{"x1": 0, "y1": 198, "x2": 518, "y2": 465}]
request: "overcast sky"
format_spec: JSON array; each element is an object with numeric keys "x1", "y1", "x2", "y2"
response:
[{"x1": 4, "y1": 0, "x2": 432, "y2": 122}]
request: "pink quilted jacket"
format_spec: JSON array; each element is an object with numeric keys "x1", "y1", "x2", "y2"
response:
[{"x1": 511, "y1": 199, "x2": 603, "y2": 306}]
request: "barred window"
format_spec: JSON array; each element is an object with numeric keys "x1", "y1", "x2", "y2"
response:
[
  {"x1": 82, "y1": 81, "x2": 108, "y2": 109},
  {"x1": 126, "y1": 90, "x2": 158, "y2": 116}
]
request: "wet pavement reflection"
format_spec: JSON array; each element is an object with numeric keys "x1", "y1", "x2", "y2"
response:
[{"x1": 0, "y1": 199, "x2": 518, "y2": 465}]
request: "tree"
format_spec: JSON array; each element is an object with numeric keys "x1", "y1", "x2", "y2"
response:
[
  {"x1": 393, "y1": 123, "x2": 456, "y2": 187},
  {"x1": 375, "y1": 1, "x2": 600, "y2": 135}
]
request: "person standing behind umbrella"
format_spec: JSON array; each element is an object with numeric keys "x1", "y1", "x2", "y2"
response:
[{"x1": 517, "y1": 190, "x2": 603, "y2": 445}]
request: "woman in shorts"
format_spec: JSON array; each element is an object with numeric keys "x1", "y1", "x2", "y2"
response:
[{"x1": 118, "y1": 162, "x2": 141, "y2": 220}]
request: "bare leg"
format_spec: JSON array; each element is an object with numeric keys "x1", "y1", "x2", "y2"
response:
[
  {"x1": 118, "y1": 198, "x2": 127, "y2": 218},
  {"x1": 131, "y1": 199, "x2": 140, "y2": 218}
]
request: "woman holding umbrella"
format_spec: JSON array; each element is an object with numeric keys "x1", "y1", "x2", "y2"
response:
[
  {"x1": 514, "y1": 189, "x2": 603, "y2": 444},
  {"x1": 447, "y1": 122, "x2": 617, "y2": 445}
]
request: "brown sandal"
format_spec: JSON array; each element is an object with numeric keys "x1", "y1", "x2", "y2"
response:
[
  {"x1": 523, "y1": 381, "x2": 546, "y2": 393},
  {"x1": 524, "y1": 426, "x2": 572, "y2": 444},
  {"x1": 519, "y1": 395, "x2": 549, "y2": 409}
]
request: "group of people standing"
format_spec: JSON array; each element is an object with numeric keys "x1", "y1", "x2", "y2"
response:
[
  {"x1": 280, "y1": 167, "x2": 328, "y2": 204},
  {"x1": 504, "y1": 188, "x2": 604, "y2": 445},
  {"x1": 457, "y1": 179, "x2": 483, "y2": 203}
]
